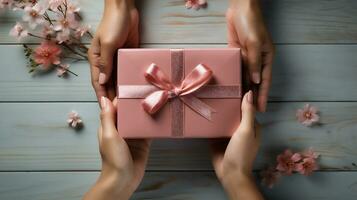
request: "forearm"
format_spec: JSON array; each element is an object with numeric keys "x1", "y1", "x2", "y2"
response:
[{"x1": 222, "y1": 172, "x2": 264, "y2": 200}]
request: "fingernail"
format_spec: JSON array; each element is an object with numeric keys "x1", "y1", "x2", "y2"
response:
[
  {"x1": 247, "y1": 90, "x2": 253, "y2": 104},
  {"x1": 99, "y1": 73, "x2": 106, "y2": 85},
  {"x1": 100, "y1": 96, "x2": 108, "y2": 110},
  {"x1": 252, "y1": 72, "x2": 261, "y2": 84}
]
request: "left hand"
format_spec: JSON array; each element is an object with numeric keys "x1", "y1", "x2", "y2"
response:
[
  {"x1": 226, "y1": 0, "x2": 275, "y2": 112},
  {"x1": 83, "y1": 97, "x2": 151, "y2": 200}
]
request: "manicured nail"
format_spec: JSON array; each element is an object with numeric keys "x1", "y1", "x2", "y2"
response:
[
  {"x1": 99, "y1": 73, "x2": 106, "y2": 85},
  {"x1": 252, "y1": 72, "x2": 261, "y2": 84},
  {"x1": 247, "y1": 90, "x2": 253, "y2": 104},
  {"x1": 100, "y1": 96, "x2": 108, "y2": 110}
]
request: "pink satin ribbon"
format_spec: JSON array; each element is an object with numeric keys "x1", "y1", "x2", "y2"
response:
[{"x1": 141, "y1": 63, "x2": 216, "y2": 120}]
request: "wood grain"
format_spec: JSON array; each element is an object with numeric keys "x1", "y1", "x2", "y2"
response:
[
  {"x1": 0, "y1": 172, "x2": 357, "y2": 200},
  {"x1": 0, "y1": 0, "x2": 357, "y2": 44},
  {"x1": 1, "y1": 44, "x2": 357, "y2": 102},
  {"x1": 0, "y1": 102, "x2": 356, "y2": 171}
]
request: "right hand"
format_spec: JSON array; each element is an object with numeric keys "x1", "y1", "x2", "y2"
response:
[
  {"x1": 211, "y1": 91, "x2": 264, "y2": 200},
  {"x1": 88, "y1": 0, "x2": 139, "y2": 103}
]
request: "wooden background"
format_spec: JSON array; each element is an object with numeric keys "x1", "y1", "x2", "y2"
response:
[{"x1": 1, "y1": 0, "x2": 357, "y2": 199}]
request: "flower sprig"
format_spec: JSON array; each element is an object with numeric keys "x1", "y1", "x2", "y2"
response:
[
  {"x1": 260, "y1": 148, "x2": 320, "y2": 188},
  {"x1": 5, "y1": 0, "x2": 93, "y2": 77}
]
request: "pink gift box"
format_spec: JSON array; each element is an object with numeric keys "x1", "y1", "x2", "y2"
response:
[{"x1": 117, "y1": 48, "x2": 242, "y2": 138}]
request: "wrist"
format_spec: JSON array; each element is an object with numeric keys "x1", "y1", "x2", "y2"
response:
[
  {"x1": 229, "y1": 0, "x2": 259, "y2": 9},
  {"x1": 104, "y1": 0, "x2": 136, "y2": 10},
  {"x1": 220, "y1": 171, "x2": 255, "y2": 197},
  {"x1": 96, "y1": 170, "x2": 134, "y2": 200}
]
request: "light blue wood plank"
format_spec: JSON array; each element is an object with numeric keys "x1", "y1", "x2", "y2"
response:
[
  {"x1": 0, "y1": 172, "x2": 356, "y2": 200},
  {"x1": 0, "y1": 44, "x2": 357, "y2": 101},
  {"x1": 0, "y1": 102, "x2": 356, "y2": 171},
  {"x1": 0, "y1": 0, "x2": 357, "y2": 43}
]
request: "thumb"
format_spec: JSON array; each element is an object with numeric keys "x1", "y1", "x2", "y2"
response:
[
  {"x1": 240, "y1": 90, "x2": 255, "y2": 131},
  {"x1": 99, "y1": 43, "x2": 115, "y2": 85},
  {"x1": 100, "y1": 96, "x2": 117, "y2": 138}
]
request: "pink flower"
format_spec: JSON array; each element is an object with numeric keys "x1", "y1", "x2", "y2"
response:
[
  {"x1": 48, "y1": 0, "x2": 63, "y2": 10},
  {"x1": 33, "y1": 41, "x2": 61, "y2": 68},
  {"x1": 67, "y1": 1, "x2": 80, "y2": 13},
  {"x1": 56, "y1": 31, "x2": 70, "y2": 43},
  {"x1": 23, "y1": 4, "x2": 45, "y2": 29},
  {"x1": 53, "y1": 14, "x2": 79, "y2": 43},
  {"x1": 54, "y1": 14, "x2": 78, "y2": 32},
  {"x1": 74, "y1": 25, "x2": 90, "y2": 38},
  {"x1": 67, "y1": 110, "x2": 82, "y2": 128},
  {"x1": 56, "y1": 64, "x2": 68, "y2": 77},
  {"x1": 9, "y1": 22, "x2": 28, "y2": 40},
  {"x1": 295, "y1": 157, "x2": 319, "y2": 176},
  {"x1": 0, "y1": 0, "x2": 14, "y2": 9},
  {"x1": 302, "y1": 148, "x2": 320, "y2": 160},
  {"x1": 296, "y1": 104, "x2": 320, "y2": 126},
  {"x1": 41, "y1": 24, "x2": 55, "y2": 38},
  {"x1": 185, "y1": 0, "x2": 206, "y2": 10},
  {"x1": 276, "y1": 149, "x2": 302, "y2": 175},
  {"x1": 260, "y1": 167, "x2": 281, "y2": 188}
]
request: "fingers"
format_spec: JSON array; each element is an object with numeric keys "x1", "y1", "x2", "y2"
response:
[
  {"x1": 125, "y1": 9, "x2": 140, "y2": 48},
  {"x1": 99, "y1": 96, "x2": 118, "y2": 139},
  {"x1": 89, "y1": 37, "x2": 108, "y2": 103},
  {"x1": 240, "y1": 90, "x2": 256, "y2": 132},
  {"x1": 226, "y1": 9, "x2": 240, "y2": 48},
  {"x1": 258, "y1": 48, "x2": 274, "y2": 112},
  {"x1": 99, "y1": 42, "x2": 116, "y2": 85},
  {"x1": 247, "y1": 42, "x2": 262, "y2": 84}
]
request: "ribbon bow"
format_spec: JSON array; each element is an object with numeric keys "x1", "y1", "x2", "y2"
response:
[{"x1": 142, "y1": 63, "x2": 216, "y2": 120}]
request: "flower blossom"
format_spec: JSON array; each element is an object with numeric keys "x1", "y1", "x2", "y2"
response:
[
  {"x1": 74, "y1": 25, "x2": 90, "y2": 38},
  {"x1": 54, "y1": 14, "x2": 79, "y2": 43},
  {"x1": 296, "y1": 104, "x2": 320, "y2": 127},
  {"x1": 33, "y1": 41, "x2": 61, "y2": 68},
  {"x1": 56, "y1": 64, "x2": 69, "y2": 77},
  {"x1": 260, "y1": 167, "x2": 281, "y2": 188},
  {"x1": 0, "y1": 0, "x2": 13, "y2": 9},
  {"x1": 67, "y1": 1, "x2": 80, "y2": 13},
  {"x1": 185, "y1": 0, "x2": 206, "y2": 10},
  {"x1": 48, "y1": 0, "x2": 63, "y2": 10},
  {"x1": 295, "y1": 157, "x2": 319, "y2": 176},
  {"x1": 9, "y1": 22, "x2": 28, "y2": 40},
  {"x1": 67, "y1": 110, "x2": 82, "y2": 128},
  {"x1": 23, "y1": 4, "x2": 46, "y2": 29},
  {"x1": 276, "y1": 149, "x2": 302, "y2": 175}
]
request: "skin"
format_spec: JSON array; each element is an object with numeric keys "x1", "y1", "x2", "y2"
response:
[
  {"x1": 90, "y1": 0, "x2": 274, "y2": 113},
  {"x1": 212, "y1": 90, "x2": 264, "y2": 200},
  {"x1": 88, "y1": 0, "x2": 138, "y2": 102},
  {"x1": 227, "y1": 0, "x2": 275, "y2": 112},
  {"x1": 83, "y1": 91, "x2": 263, "y2": 200},
  {"x1": 86, "y1": 0, "x2": 268, "y2": 199},
  {"x1": 83, "y1": 97, "x2": 151, "y2": 200}
]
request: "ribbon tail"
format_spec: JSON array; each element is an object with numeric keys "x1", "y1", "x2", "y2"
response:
[
  {"x1": 142, "y1": 90, "x2": 169, "y2": 114},
  {"x1": 180, "y1": 94, "x2": 216, "y2": 121}
]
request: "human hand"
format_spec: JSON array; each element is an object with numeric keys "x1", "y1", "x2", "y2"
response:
[
  {"x1": 226, "y1": 0, "x2": 275, "y2": 112},
  {"x1": 211, "y1": 91, "x2": 263, "y2": 200},
  {"x1": 83, "y1": 97, "x2": 151, "y2": 200},
  {"x1": 88, "y1": 0, "x2": 139, "y2": 102}
]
